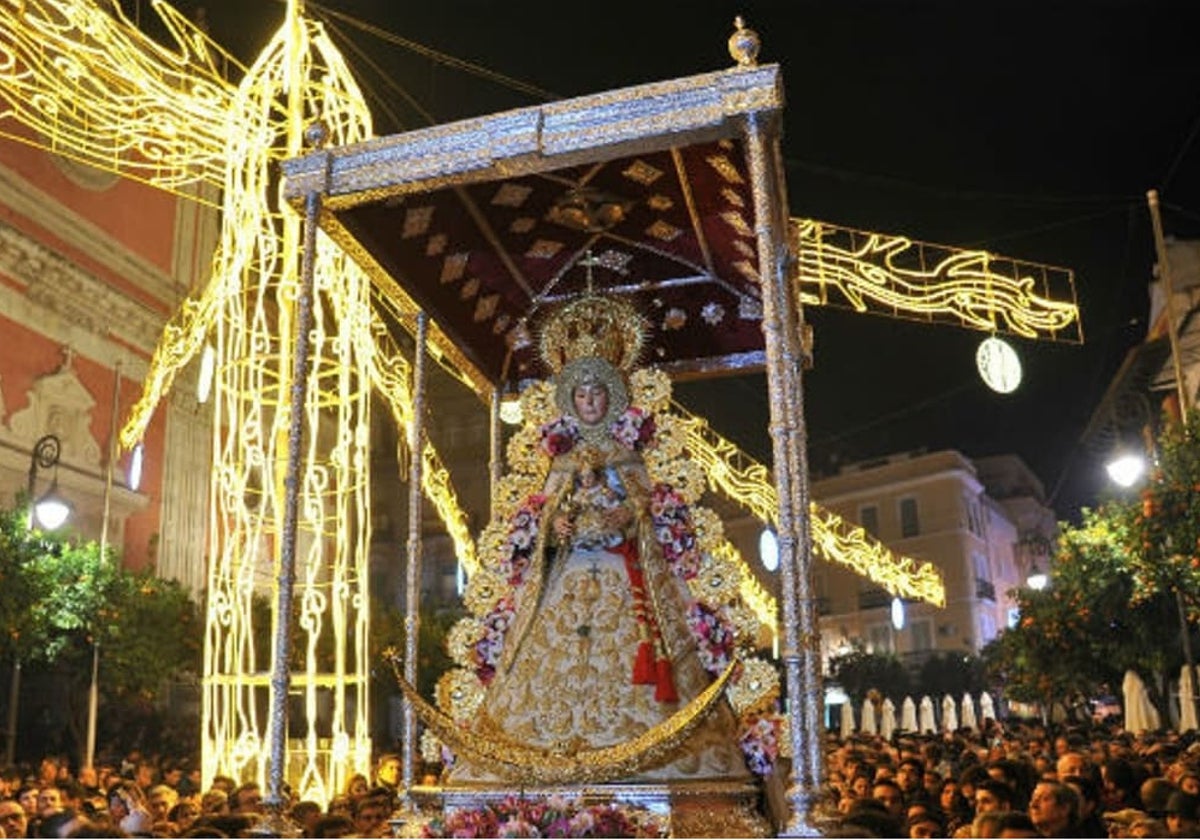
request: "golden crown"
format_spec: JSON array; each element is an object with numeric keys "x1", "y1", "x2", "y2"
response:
[{"x1": 538, "y1": 295, "x2": 647, "y2": 374}]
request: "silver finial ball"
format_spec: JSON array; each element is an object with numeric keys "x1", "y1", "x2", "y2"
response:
[
  {"x1": 728, "y1": 16, "x2": 761, "y2": 67},
  {"x1": 303, "y1": 120, "x2": 330, "y2": 149}
]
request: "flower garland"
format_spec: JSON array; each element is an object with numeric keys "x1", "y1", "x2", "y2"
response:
[
  {"x1": 610, "y1": 406, "x2": 656, "y2": 451},
  {"x1": 737, "y1": 714, "x2": 783, "y2": 777},
  {"x1": 419, "y1": 795, "x2": 665, "y2": 838},
  {"x1": 538, "y1": 415, "x2": 581, "y2": 457}
]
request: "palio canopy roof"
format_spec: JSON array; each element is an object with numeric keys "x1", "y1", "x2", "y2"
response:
[{"x1": 282, "y1": 62, "x2": 786, "y2": 396}]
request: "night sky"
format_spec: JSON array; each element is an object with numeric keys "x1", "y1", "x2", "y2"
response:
[{"x1": 159, "y1": 0, "x2": 1200, "y2": 520}]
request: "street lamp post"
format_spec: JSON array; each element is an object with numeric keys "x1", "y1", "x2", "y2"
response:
[
  {"x1": 8, "y1": 433, "x2": 67, "y2": 765},
  {"x1": 27, "y1": 434, "x2": 68, "y2": 530}
]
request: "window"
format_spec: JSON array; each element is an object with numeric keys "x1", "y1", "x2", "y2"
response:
[
  {"x1": 966, "y1": 497, "x2": 985, "y2": 537},
  {"x1": 859, "y1": 504, "x2": 879, "y2": 538},
  {"x1": 974, "y1": 552, "x2": 995, "y2": 601},
  {"x1": 899, "y1": 497, "x2": 919, "y2": 538},
  {"x1": 911, "y1": 620, "x2": 933, "y2": 652},
  {"x1": 868, "y1": 624, "x2": 893, "y2": 653}
]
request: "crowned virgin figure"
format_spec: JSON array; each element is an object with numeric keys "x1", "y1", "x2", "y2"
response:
[{"x1": 420, "y1": 294, "x2": 782, "y2": 790}]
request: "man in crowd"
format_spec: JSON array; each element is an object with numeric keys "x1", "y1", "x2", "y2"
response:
[
  {"x1": 0, "y1": 800, "x2": 26, "y2": 840},
  {"x1": 1028, "y1": 780, "x2": 1080, "y2": 837}
]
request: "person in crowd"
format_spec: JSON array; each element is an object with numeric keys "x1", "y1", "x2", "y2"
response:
[
  {"x1": 996, "y1": 811, "x2": 1040, "y2": 838},
  {"x1": 841, "y1": 797, "x2": 904, "y2": 838},
  {"x1": 1140, "y1": 776, "x2": 1178, "y2": 820},
  {"x1": 1164, "y1": 790, "x2": 1200, "y2": 837},
  {"x1": 15, "y1": 785, "x2": 38, "y2": 823},
  {"x1": 146, "y1": 783, "x2": 178, "y2": 830},
  {"x1": 907, "y1": 810, "x2": 943, "y2": 839},
  {"x1": 372, "y1": 753, "x2": 401, "y2": 797},
  {"x1": 975, "y1": 779, "x2": 1017, "y2": 815},
  {"x1": 1056, "y1": 751, "x2": 1090, "y2": 781},
  {"x1": 896, "y1": 758, "x2": 926, "y2": 804},
  {"x1": 289, "y1": 800, "x2": 322, "y2": 836},
  {"x1": 349, "y1": 789, "x2": 393, "y2": 838},
  {"x1": 0, "y1": 800, "x2": 26, "y2": 840},
  {"x1": 310, "y1": 813, "x2": 354, "y2": 838},
  {"x1": 873, "y1": 778, "x2": 907, "y2": 820},
  {"x1": 168, "y1": 799, "x2": 201, "y2": 835},
  {"x1": 938, "y1": 779, "x2": 972, "y2": 836},
  {"x1": 1061, "y1": 773, "x2": 1105, "y2": 836},
  {"x1": 343, "y1": 772, "x2": 369, "y2": 803},
  {"x1": 968, "y1": 809, "x2": 1008, "y2": 838},
  {"x1": 1028, "y1": 780, "x2": 1081, "y2": 837},
  {"x1": 228, "y1": 782, "x2": 263, "y2": 815},
  {"x1": 198, "y1": 788, "x2": 228, "y2": 818},
  {"x1": 1104, "y1": 758, "x2": 1143, "y2": 812}
]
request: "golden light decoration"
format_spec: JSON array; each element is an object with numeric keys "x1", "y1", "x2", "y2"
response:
[
  {"x1": 0, "y1": 0, "x2": 234, "y2": 199},
  {"x1": 673, "y1": 403, "x2": 947, "y2": 608},
  {"x1": 0, "y1": 0, "x2": 474, "y2": 802},
  {"x1": 809, "y1": 506, "x2": 946, "y2": 606},
  {"x1": 792, "y1": 218, "x2": 1082, "y2": 343}
]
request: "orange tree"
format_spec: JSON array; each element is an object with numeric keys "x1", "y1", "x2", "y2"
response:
[
  {"x1": 1127, "y1": 419, "x2": 1200, "y2": 620},
  {"x1": 982, "y1": 506, "x2": 1172, "y2": 720},
  {"x1": 0, "y1": 504, "x2": 201, "y2": 760}
]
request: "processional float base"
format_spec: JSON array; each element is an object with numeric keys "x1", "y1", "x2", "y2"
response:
[{"x1": 397, "y1": 779, "x2": 774, "y2": 838}]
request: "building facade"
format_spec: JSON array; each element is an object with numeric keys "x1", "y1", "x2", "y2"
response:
[
  {"x1": 811, "y1": 449, "x2": 1056, "y2": 672},
  {"x1": 0, "y1": 134, "x2": 217, "y2": 586}
]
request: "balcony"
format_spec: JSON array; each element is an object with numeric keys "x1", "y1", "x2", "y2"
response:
[{"x1": 976, "y1": 578, "x2": 996, "y2": 601}]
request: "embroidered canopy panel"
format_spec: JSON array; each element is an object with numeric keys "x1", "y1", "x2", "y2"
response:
[{"x1": 282, "y1": 63, "x2": 786, "y2": 395}]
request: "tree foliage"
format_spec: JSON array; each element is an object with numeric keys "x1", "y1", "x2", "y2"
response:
[
  {"x1": 982, "y1": 506, "x2": 1174, "y2": 715},
  {"x1": 0, "y1": 505, "x2": 201, "y2": 758},
  {"x1": 917, "y1": 651, "x2": 987, "y2": 700},
  {"x1": 1127, "y1": 419, "x2": 1200, "y2": 618},
  {"x1": 828, "y1": 644, "x2": 911, "y2": 705}
]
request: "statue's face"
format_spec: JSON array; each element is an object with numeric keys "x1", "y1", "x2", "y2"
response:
[{"x1": 573, "y1": 381, "x2": 609, "y2": 424}]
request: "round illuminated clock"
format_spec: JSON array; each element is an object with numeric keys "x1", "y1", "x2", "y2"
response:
[{"x1": 976, "y1": 337, "x2": 1022, "y2": 394}]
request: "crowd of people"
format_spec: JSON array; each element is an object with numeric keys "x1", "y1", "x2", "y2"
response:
[
  {"x1": 824, "y1": 717, "x2": 1200, "y2": 837},
  {"x1": 0, "y1": 751, "x2": 406, "y2": 838},
  {"x1": 6, "y1": 717, "x2": 1200, "y2": 837}
]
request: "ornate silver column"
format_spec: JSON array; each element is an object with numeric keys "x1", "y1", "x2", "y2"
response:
[
  {"x1": 742, "y1": 106, "x2": 822, "y2": 835},
  {"x1": 402, "y1": 312, "x2": 429, "y2": 799},
  {"x1": 489, "y1": 387, "x2": 504, "y2": 509},
  {"x1": 267, "y1": 123, "x2": 330, "y2": 809}
]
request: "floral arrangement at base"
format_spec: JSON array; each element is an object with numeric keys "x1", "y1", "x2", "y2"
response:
[{"x1": 419, "y1": 795, "x2": 666, "y2": 838}]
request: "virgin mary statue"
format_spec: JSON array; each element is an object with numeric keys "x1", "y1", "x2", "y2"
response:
[{"x1": 417, "y1": 294, "x2": 782, "y2": 788}]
